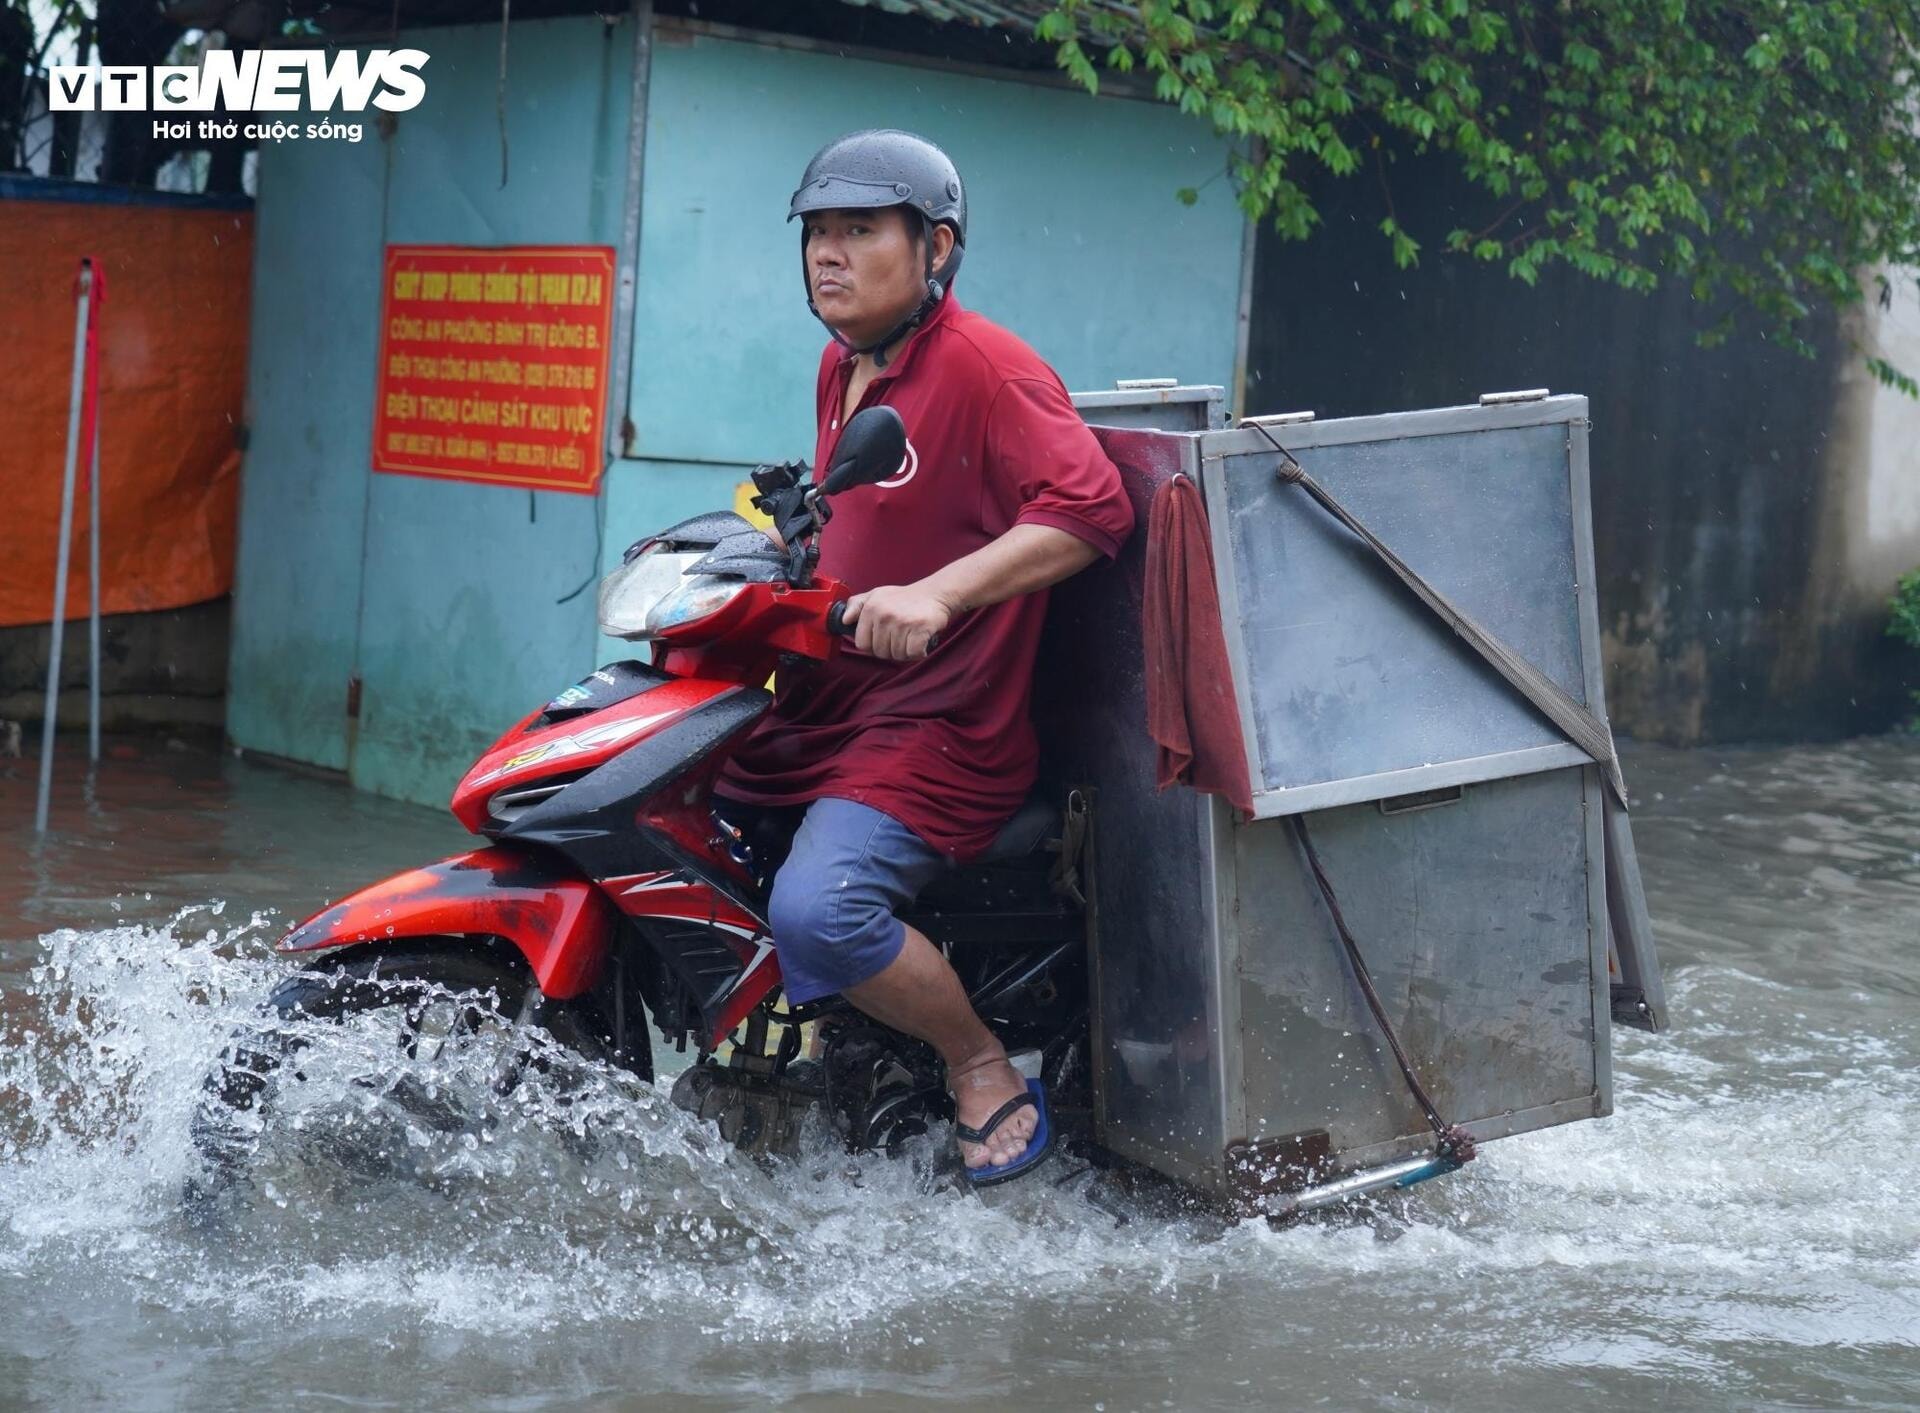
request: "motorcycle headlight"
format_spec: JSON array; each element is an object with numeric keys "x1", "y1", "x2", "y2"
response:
[
  {"x1": 597, "y1": 544, "x2": 704, "y2": 638},
  {"x1": 644, "y1": 574, "x2": 747, "y2": 635}
]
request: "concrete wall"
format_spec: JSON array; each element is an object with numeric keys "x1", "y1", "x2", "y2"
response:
[
  {"x1": 1245, "y1": 164, "x2": 1920, "y2": 744},
  {"x1": 226, "y1": 95, "x2": 390, "y2": 774},
  {"x1": 229, "y1": 17, "x2": 1245, "y2": 806},
  {"x1": 0, "y1": 600, "x2": 228, "y2": 732},
  {"x1": 1806, "y1": 274, "x2": 1920, "y2": 722},
  {"x1": 348, "y1": 18, "x2": 631, "y2": 807}
]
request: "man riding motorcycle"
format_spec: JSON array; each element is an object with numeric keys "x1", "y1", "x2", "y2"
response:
[{"x1": 714, "y1": 130, "x2": 1134, "y2": 1183}]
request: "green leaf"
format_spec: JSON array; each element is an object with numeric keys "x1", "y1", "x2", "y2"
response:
[
  {"x1": 1380, "y1": 216, "x2": 1421, "y2": 267},
  {"x1": 1867, "y1": 356, "x2": 1920, "y2": 401},
  {"x1": 1889, "y1": 568, "x2": 1920, "y2": 646},
  {"x1": 1032, "y1": 0, "x2": 1920, "y2": 388}
]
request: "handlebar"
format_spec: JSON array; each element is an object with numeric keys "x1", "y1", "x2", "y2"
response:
[{"x1": 825, "y1": 600, "x2": 940, "y2": 653}]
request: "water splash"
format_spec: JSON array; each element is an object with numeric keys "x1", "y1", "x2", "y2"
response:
[
  {"x1": 1, "y1": 912, "x2": 1211, "y2": 1343},
  {"x1": 2, "y1": 739, "x2": 1917, "y2": 1406},
  {"x1": 4, "y1": 913, "x2": 1914, "y2": 1359}
]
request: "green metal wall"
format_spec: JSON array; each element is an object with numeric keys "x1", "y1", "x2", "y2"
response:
[
  {"x1": 231, "y1": 16, "x2": 636, "y2": 799},
  {"x1": 628, "y1": 30, "x2": 1246, "y2": 465},
  {"x1": 226, "y1": 118, "x2": 388, "y2": 772},
  {"x1": 230, "y1": 18, "x2": 1245, "y2": 809}
]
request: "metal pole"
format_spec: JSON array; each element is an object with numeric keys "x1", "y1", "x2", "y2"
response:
[
  {"x1": 35, "y1": 263, "x2": 93, "y2": 834},
  {"x1": 604, "y1": 0, "x2": 653, "y2": 463},
  {"x1": 87, "y1": 407, "x2": 102, "y2": 764}
]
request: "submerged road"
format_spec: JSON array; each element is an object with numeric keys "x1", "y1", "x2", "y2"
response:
[{"x1": 2, "y1": 735, "x2": 1916, "y2": 1409}]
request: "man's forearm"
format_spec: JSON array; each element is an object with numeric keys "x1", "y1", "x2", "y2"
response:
[
  {"x1": 842, "y1": 523, "x2": 1104, "y2": 660},
  {"x1": 917, "y1": 523, "x2": 1102, "y2": 614}
]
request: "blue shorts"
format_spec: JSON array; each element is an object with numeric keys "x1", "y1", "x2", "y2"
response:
[{"x1": 758, "y1": 797, "x2": 950, "y2": 1005}]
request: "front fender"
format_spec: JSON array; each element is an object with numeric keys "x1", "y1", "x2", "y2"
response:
[{"x1": 277, "y1": 846, "x2": 617, "y2": 998}]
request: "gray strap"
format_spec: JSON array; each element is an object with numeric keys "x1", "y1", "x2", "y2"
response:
[{"x1": 1245, "y1": 422, "x2": 1628, "y2": 809}]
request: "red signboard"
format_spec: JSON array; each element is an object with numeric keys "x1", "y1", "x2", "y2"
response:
[{"x1": 372, "y1": 245, "x2": 616, "y2": 494}]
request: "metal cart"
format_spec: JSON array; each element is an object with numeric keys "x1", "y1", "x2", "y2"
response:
[{"x1": 1050, "y1": 385, "x2": 1665, "y2": 1214}]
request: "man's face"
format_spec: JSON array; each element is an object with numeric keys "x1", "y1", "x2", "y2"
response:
[{"x1": 803, "y1": 206, "x2": 951, "y2": 349}]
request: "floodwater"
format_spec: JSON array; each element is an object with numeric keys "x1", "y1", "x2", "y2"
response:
[{"x1": 2, "y1": 734, "x2": 1916, "y2": 1410}]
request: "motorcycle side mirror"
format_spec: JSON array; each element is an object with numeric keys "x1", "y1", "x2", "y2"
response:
[{"x1": 820, "y1": 406, "x2": 907, "y2": 496}]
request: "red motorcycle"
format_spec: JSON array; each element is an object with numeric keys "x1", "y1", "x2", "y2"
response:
[{"x1": 195, "y1": 407, "x2": 1091, "y2": 1184}]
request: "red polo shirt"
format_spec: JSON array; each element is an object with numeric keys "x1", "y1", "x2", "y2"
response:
[{"x1": 719, "y1": 293, "x2": 1135, "y2": 859}]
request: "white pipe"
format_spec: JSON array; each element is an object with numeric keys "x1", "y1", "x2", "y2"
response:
[
  {"x1": 35, "y1": 262, "x2": 93, "y2": 834},
  {"x1": 1266, "y1": 1153, "x2": 1453, "y2": 1220}
]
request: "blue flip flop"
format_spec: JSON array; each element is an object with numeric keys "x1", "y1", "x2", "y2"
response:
[{"x1": 955, "y1": 1077, "x2": 1052, "y2": 1186}]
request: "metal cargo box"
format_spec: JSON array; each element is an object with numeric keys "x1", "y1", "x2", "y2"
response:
[{"x1": 1044, "y1": 392, "x2": 1662, "y2": 1208}]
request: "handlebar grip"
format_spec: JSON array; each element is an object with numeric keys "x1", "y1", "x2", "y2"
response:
[{"x1": 826, "y1": 600, "x2": 941, "y2": 654}]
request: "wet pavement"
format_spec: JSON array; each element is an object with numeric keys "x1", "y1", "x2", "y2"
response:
[{"x1": 2, "y1": 732, "x2": 1917, "y2": 1410}]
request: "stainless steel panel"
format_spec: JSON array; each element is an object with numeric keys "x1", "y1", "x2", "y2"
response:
[
  {"x1": 1566, "y1": 414, "x2": 1609, "y2": 727},
  {"x1": 1229, "y1": 767, "x2": 1604, "y2": 1165},
  {"x1": 1203, "y1": 408, "x2": 1595, "y2": 815},
  {"x1": 1604, "y1": 791, "x2": 1667, "y2": 1031},
  {"x1": 1212, "y1": 394, "x2": 1589, "y2": 451},
  {"x1": 1040, "y1": 425, "x2": 1227, "y2": 1185},
  {"x1": 1073, "y1": 382, "x2": 1227, "y2": 432}
]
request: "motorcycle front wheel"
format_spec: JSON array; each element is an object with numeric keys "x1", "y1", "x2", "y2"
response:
[{"x1": 188, "y1": 939, "x2": 639, "y2": 1203}]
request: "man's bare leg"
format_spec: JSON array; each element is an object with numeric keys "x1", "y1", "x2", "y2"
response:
[{"x1": 843, "y1": 924, "x2": 1038, "y2": 1170}]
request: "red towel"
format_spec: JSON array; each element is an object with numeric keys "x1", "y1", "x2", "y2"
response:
[{"x1": 1144, "y1": 475, "x2": 1255, "y2": 814}]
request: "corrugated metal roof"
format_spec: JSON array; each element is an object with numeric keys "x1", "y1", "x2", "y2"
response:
[
  {"x1": 830, "y1": 0, "x2": 1096, "y2": 32},
  {"x1": 256, "y1": 0, "x2": 1095, "y2": 51},
  {"x1": 832, "y1": 0, "x2": 1046, "y2": 26}
]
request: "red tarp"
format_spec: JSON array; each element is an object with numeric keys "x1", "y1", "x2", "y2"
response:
[{"x1": 0, "y1": 190, "x2": 252, "y2": 627}]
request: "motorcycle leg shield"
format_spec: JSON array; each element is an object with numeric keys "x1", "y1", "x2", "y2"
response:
[{"x1": 277, "y1": 845, "x2": 620, "y2": 998}]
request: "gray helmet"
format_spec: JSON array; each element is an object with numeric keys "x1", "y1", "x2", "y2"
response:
[{"x1": 789, "y1": 129, "x2": 967, "y2": 361}]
